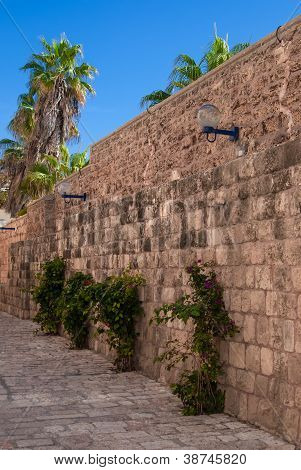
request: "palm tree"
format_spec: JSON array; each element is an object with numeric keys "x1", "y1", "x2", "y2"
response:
[
  {"x1": 20, "y1": 146, "x2": 89, "y2": 200},
  {"x1": 0, "y1": 139, "x2": 89, "y2": 209},
  {"x1": 140, "y1": 28, "x2": 249, "y2": 109},
  {"x1": 7, "y1": 35, "x2": 97, "y2": 215}
]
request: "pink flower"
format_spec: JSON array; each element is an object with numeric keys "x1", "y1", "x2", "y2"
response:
[{"x1": 204, "y1": 280, "x2": 213, "y2": 289}]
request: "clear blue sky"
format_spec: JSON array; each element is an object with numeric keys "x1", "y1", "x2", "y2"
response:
[{"x1": 0, "y1": 0, "x2": 300, "y2": 152}]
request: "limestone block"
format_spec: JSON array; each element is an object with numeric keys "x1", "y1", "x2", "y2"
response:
[{"x1": 261, "y1": 348, "x2": 274, "y2": 376}]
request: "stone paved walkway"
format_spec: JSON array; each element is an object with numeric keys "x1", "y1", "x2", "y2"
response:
[{"x1": 0, "y1": 312, "x2": 294, "y2": 450}]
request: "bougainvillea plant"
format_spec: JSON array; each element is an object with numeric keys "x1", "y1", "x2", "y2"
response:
[
  {"x1": 152, "y1": 260, "x2": 238, "y2": 415},
  {"x1": 31, "y1": 258, "x2": 145, "y2": 364},
  {"x1": 92, "y1": 268, "x2": 145, "y2": 371},
  {"x1": 31, "y1": 257, "x2": 66, "y2": 334},
  {"x1": 60, "y1": 272, "x2": 95, "y2": 349}
]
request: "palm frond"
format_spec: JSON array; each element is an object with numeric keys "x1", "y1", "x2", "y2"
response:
[
  {"x1": 8, "y1": 91, "x2": 35, "y2": 140},
  {"x1": 59, "y1": 143, "x2": 70, "y2": 165},
  {"x1": 230, "y1": 43, "x2": 250, "y2": 55},
  {"x1": 169, "y1": 54, "x2": 202, "y2": 87},
  {"x1": 0, "y1": 138, "x2": 21, "y2": 149},
  {"x1": 40, "y1": 154, "x2": 60, "y2": 170},
  {"x1": 69, "y1": 149, "x2": 89, "y2": 171},
  {"x1": 20, "y1": 164, "x2": 55, "y2": 198},
  {"x1": 203, "y1": 35, "x2": 231, "y2": 72},
  {"x1": 140, "y1": 90, "x2": 171, "y2": 109}
]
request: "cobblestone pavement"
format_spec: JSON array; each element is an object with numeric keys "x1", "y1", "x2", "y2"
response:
[{"x1": 0, "y1": 312, "x2": 294, "y2": 450}]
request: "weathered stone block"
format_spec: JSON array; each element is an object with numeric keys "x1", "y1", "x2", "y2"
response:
[
  {"x1": 285, "y1": 239, "x2": 301, "y2": 266},
  {"x1": 283, "y1": 408, "x2": 300, "y2": 442},
  {"x1": 269, "y1": 317, "x2": 283, "y2": 350},
  {"x1": 238, "y1": 392, "x2": 248, "y2": 420},
  {"x1": 245, "y1": 266, "x2": 255, "y2": 288},
  {"x1": 247, "y1": 394, "x2": 259, "y2": 422},
  {"x1": 261, "y1": 348, "x2": 274, "y2": 376},
  {"x1": 283, "y1": 320, "x2": 295, "y2": 352},
  {"x1": 292, "y1": 267, "x2": 301, "y2": 291},
  {"x1": 255, "y1": 266, "x2": 272, "y2": 290},
  {"x1": 224, "y1": 387, "x2": 240, "y2": 415},
  {"x1": 256, "y1": 317, "x2": 270, "y2": 345},
  {"x1": 246, "y1": 345, "x2": 261, "y2": 373},
  {"x1": 295, "y1": 387, "x2": 301, "y2": 409},
  {"x1": 298, "y1": 295, "x2": 301, "y2": 319},
  {"x1": 295, "y1": 321, "x2": 301, "y2": 353},
  {"x1": 244, "y1": 315, "x2": 256, "y2": 343},
  {"x1": 226, "y1": 366, "x2": 237, "y2": 387},
  {"x1": 280, "y1": 382, "x2": 295, "y2": 407},
  {"x1": 257, "y1": 399, "x2": 278, "y2": 430},
  {"x1": 241, "y1": 290, "x2": 251, "y2": 312},
  {"x1": 288, "y1": 355, "x2": 301, "y2": 385},
  {"x1": 251, "y1": 244, "x2": 265, "y2": 265},
  {"x1": 229, "y1": 342, "x2": 245, "y2": 369},
  {"x1": 230, "y1": 290, "x2": 242, "y2": 312},
  {"x1": 236, "y1": 369, "x2": 255, "y2": 393},
  {"x1": 250, "y1": 290, "x2": 266, "y2": 314},
  {"x1": 254, "y1": 374, "x2": 269, "y2": 397}
]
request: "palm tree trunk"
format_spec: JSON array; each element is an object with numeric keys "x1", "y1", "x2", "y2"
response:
[
  {"x1": 6, "y1": 78, "x2": 72, "y2": 215},
  {"x1": 5, "y1": 161, "x2": 28, "y2": 216}
]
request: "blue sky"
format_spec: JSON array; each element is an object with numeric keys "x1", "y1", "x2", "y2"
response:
[{"x1": 0, "y1": 0, "x2": 299, "y2": 152}]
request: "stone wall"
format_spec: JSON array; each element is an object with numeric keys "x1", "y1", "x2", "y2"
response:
[
  {"x1": 0, "y1": 196, "x2": 55, "y2": 319},
  {"x1": 82, "y1": 16, "x2": 301, "y2": 201},
  {"x1": 2, "y1": 17, "x2": 301, "y2": 445},
  {"x1": 56, "y1": 139, "x2": 301, "y2": 445}
]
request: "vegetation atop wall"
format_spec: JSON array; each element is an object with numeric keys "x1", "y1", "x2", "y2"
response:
[{"x1": 140, "y1": 27, "x2": 249, "y2": 109}]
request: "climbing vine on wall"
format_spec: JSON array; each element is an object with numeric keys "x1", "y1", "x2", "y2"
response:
[{"x1": 152, "y1": 260, "x2": 238, "y2": 415}]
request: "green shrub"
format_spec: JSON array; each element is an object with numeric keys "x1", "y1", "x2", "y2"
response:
[
  {"x1": 152, "y1": 260, "x2": 238, "y2": 415},
  {"x1": 61, "y1": 272, "x2": 95, "y2": 349},
  {"x1": 31, "y1": 259, "x2": 145, "y2": 366},
  {"x1": 92, "y1": 269, "x2": 145, "y2": 371},
  {"x1": 31, "y1": 257, "x2": 66, "y2": 334}
]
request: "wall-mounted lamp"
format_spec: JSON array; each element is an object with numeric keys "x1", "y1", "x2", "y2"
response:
[
  {"x1": 57, "y1": 181, "x2": 87, "y2": 202},
  {"x1": 197, "y1": 103, "x2": 239, "y2": 143},
  {"x1": 0, "y1": 227, "x2": 15, "y2": 231}
]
